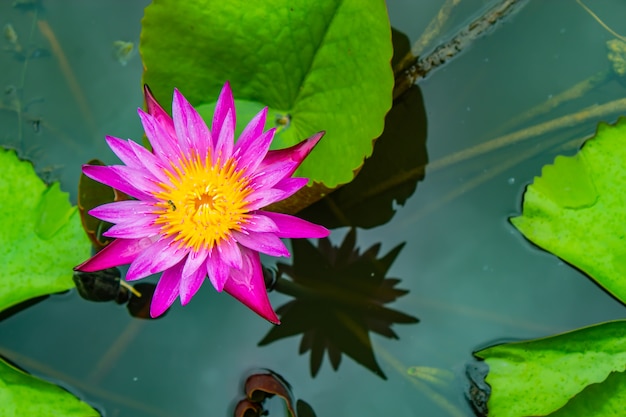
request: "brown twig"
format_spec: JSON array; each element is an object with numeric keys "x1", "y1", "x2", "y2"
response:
[
  {"x1": 393, "y1": 0, "x2": 529, "y2": 100},
  {"x1": 395, "y1": 0, "x2": 463, "y2": 73}
]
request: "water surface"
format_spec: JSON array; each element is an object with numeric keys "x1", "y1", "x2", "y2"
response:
[{"x1": 1, "y1": 1, "x2": 625, "y2": 416}]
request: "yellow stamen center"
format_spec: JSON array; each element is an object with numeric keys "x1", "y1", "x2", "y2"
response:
[{"x1": 153, "y1": 152, "x2": 252, "y2": 251}]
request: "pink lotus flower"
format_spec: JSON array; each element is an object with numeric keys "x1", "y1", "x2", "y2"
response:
[{"x1": 75, "y1": 83, "x2": 329, "y2": 323}]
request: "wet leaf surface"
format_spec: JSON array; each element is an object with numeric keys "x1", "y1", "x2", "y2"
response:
[
  {"x1": 78, "y1": 159, "x2": 129, "y2": 251},
  {"x1": 141, "y1": 0, "x2": 394, "y2": 190},
  {"x1": 0, "y1": 356, "x2": 99, "y2": 416},
  {"x1": 475, "y1": 320, "x2": 626, "y2": 417},
  {"x1": 512, "y1": 117, "x2": 626, "y2": 303},
  {"x1": 0, "y1": 148, "x2": 89, "y2": 313}
]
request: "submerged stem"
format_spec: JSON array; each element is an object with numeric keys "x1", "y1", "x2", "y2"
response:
[{"x1": 576, "y1": 0, "x2": 626, "y2": 42}]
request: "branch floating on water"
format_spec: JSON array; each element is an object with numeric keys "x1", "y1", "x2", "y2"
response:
[{"x1": 394, "y1": 0, "x2": 529, "y2": 100}]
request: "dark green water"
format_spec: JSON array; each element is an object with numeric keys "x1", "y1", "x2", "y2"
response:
[{"x1": 1, "y1": 1, "x2": 625, "y2": 416}]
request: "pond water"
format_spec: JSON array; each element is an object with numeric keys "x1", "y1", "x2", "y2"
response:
[{"x1": 1, "y1": 1, "x2": 626, "y2": 416}]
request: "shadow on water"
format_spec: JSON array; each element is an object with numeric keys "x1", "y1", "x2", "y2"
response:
[{"x1": 261, "y1": 228, "x2": 418, "y2": 379}]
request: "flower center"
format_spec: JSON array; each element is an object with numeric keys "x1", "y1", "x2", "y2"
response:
[{"x1": 154, "y1": 153, "x2": 252, "y2": 251}]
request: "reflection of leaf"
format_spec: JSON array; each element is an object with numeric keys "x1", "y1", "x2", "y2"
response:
[
  {"x1": 73, "y1": 268, "x2": 125, "y2": 303},
  {"x1": 73, "y1": 269, "x2": 160, "y2": 320},
  {"x1": 296, "y1": 400, "x2": 317, "y2": 417},
  {"x1": 475, "y1": 320, "x2": 626, "y2": 417},
  {"x1": 78, "y1": 159, "x2": 130, "y2": 251},
  {"x1": 0, "y1": 148, "x2": 90, "y2": 312},
  {"x1": 299, "y1": 82, "x2": 427, "y2": 228},
  {"x1": 0, "y1": 357, "x2": 98, "y2": 416},
  {"x1": 511, "y1": 117, "x2": 626, "y2": 303},
  {"x1": 126, "y1": 282, "x2": 159, "y2": 320},
  {"x1": 34, "y1": 182, "x2": 75, "y2": 239},
  {"x1": 140, "y1": 0, "x2": 394, "y2": 189},
  {"x1": 260, "y1": 229, "x2": 418, "y2": 379}
]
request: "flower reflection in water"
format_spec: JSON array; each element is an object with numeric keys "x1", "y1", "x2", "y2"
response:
[{"x1": 260, "y1": 228, "x2": 418, "y2": 379}]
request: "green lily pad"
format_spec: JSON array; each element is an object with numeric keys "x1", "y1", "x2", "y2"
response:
[
  {"x1": 78, "y1": 159, "x2": 131, "y2": 251},
  {"x1": 196, "y1": 99, "x2": 272, "y2": 140},
  {"x1": 475, "y1": 320, "x2": 626, "y2": 417},
  {"x1": 511, "y1": 117, "x2": 626, "y2": 303},
  {"x1": 35, "y1": 183, "x2": 76, "y2": 240},
  {"x1": 549, "y1": 370, "x2": 626, "y2": 417},
  {"x1": 140, "y1": 0, "x2": 394, "y2": 189},
  {"x1": 0, "y1": 148, "x2": 90, "y2": 312},
  {"x1": 0, "y1": 357, "x2": 98, "y2": 417}
]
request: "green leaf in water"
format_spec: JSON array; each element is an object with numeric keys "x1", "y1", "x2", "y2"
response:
[
  {"x1": 548, "y1": 370, "x2": 626, "y2": 417},
  {"x1": 0, "y1": 357, "x2": 98, "y2": 417},
  {"x1": 511, "y1": 117, "x2": 626, "y2": 303},
  {"x1": 140, "y1": 0, "x2": 394, "y2": 189},
  {"x1": 0, "y1": 148, "x2": 90, "y2": 312},
  {"x1": 475, "y1": 320, "x2": 626, "y2": 417},
  {"x1": 34, "y1": 182, "x2": 75, "y2": 240},
  {"x1": 196, "y1": 99, "x2": 271, "y2": 140},
  {"x1": 550, "y1": 372, "x2": 626, "y2": 417},
  {"x1": 77, "y1": 159, "x2": 131, "y2": 251}
]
